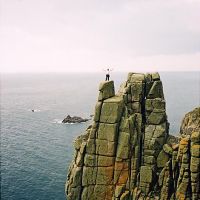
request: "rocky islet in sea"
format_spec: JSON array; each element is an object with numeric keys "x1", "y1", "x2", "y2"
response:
[
  {"x1": 62, "y1": 115, "x2": 89, "y2": 124},
  {"x1": 65, "y1": 72, "x2": 200, "y2": 200}
]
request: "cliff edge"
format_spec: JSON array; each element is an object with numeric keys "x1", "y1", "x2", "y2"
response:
[{"x1": 65, "y1": 73, "x2": 200, "y2": 200}]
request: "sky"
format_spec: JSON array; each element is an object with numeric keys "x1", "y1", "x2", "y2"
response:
[{"x1": 0, "y1": 0, "x2": 200, "y2": 73}]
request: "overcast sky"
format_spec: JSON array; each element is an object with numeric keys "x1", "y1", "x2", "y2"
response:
[{"x1": 0, "y1": 0, "x2": 200, "y2": 73}]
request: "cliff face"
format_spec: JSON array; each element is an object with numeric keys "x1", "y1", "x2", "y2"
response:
[{"x1": 65, "y1": 73, "x2": 200, "y2": 200}]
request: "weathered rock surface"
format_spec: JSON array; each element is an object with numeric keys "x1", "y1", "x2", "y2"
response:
[
  {"x1": 180, "y1": 107, "x2": 200, "y2": 136},
  {"x1": 65, "y1": 73, "x2": 200, "y2": 200},
  {"x1": 62, "y1": 115, "x2": 89, "y2": 123}
]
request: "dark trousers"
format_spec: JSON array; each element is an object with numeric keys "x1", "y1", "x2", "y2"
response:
[{"x1": 106, "y1": 74, "x2": 110, "y2": 81}]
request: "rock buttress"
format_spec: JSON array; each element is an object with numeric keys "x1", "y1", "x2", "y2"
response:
[{"x1": 65, "y1": 74, "x2": 200, "y2": 200}]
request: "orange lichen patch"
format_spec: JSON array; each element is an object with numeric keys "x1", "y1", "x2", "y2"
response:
[
  {"x1": 180, "y1": 138, "x2": 189, "y2": 146},
  {"x1": 176, "y1": 192, "x2": 186, "y2": 200},
  {"x1": 178, "y1": 144, "x2": 188, "y2": 155},
  {"x1": 177, "y1": 138, "x2": 190, "y2": 161},
  {"x1": 115, "y1": 162, "x2": 124, "y2": 170},
  {"x1": 117, "y1": 170, "x2": 129, "y2": 184},
  {"x1": 191, "y1": 144, "x2": 200, "y2": 149},
  {"x1": 114, "y1": 161, "x2": 129, "y2": 171},
  {"x1": 105, "y1": 166, "x2": 114, "y2": 178}
]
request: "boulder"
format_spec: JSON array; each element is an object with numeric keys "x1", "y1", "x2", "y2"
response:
[{"x1": 98, "y1": 81, "x2": 115, "y2": 101}]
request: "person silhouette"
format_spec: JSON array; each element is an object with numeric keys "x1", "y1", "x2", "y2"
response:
[{"x1": 104, "y1": 68, "x2": 113, "y2": 81}]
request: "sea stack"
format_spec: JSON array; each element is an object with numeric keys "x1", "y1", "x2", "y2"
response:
[{"x1": 65, "y1": 73, "x2": 200, "y2": 200}]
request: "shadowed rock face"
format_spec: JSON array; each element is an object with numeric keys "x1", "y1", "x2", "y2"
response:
[{"x1": 65, "y1": 73, "x2": 200, "y2": 200}]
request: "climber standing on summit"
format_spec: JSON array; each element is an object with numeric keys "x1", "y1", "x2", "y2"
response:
[{"x1": 104, "y1": 68, "x2": 113, "y2": 81}]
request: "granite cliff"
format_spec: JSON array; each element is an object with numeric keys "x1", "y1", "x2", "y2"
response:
[{"x1": 65, "y1": 73, "x2": 200, "y2": 200}]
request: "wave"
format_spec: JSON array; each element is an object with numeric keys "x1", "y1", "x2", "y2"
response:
[
  {"x1": 52, "y1": 119, "x2": 90, "y2": 124},
  {"x1": 63, "y1": 121, "x2": 90, "y2": 124}
]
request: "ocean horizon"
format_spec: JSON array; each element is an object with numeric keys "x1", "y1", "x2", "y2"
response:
[{"x1": 1, "y1": 72, "x2": 200, "y2": 200}]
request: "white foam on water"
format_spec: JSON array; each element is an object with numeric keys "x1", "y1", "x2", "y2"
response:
[
  {"x1": 52, "y1": 119, "x2": 90, "y2": 125},
  {"x1": 52, "y1": 119, "x2": 63, "y2": 124}
]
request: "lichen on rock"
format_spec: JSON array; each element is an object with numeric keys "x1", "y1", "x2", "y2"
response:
[{"x1": 65, "y1": 73, "x2": 200, "y2": 200}]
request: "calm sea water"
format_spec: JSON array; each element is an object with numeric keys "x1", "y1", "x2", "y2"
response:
[{"x1": 1, "y1": 72, "x2": 200, "y2": 200}]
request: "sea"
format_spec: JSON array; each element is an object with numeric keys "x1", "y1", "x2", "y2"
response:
[{"x1": 1, "y1": 72, "x2": 200, "y2": 200}]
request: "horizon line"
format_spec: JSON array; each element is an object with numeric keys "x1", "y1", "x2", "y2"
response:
[{"x1": 1, "y1": 70, "x2": 200, "y2": 75}]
